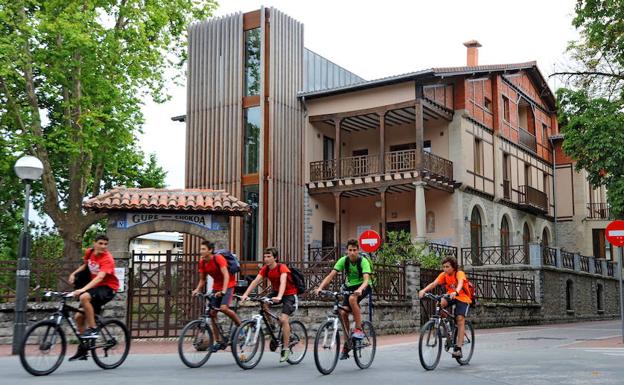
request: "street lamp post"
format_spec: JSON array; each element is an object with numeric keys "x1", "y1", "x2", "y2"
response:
[{"x1": 12, "y1": 156, "x2": 43, "y2": 355}]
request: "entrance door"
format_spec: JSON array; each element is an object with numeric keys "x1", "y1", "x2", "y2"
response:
[{"x1": 322, "y1": 221, "x2": 335, "y2": 248}]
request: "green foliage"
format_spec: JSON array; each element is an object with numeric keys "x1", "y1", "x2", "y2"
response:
[
  {"x1": 555, "y1": 1, "x2": 624, "y2": 219},
  {"x1": 375, "y1": 231, "x2": 443, "y2": 269},
  {"x1": 0, "y1": 1, "x2": 216, "y2": 259},
  {"x1": 0, "y1": 134, "x2": 22, "y2": 260},
  {"x1": 30, "y1": 229, "x2": 64, "y2": 262},
  {"x1": 82, "y1": 219, "x2": 107, "y2": 249}
]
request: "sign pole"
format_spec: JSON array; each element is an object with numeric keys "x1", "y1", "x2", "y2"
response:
[{"x1": 620, "y1": 246, "x2": 624, "y2": 344}]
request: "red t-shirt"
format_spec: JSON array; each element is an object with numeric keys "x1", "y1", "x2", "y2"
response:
[
  {"x1": 259, "y1": 264, "x2": 298, "y2": 296},
  {"x1": 84, "y1": 249, "x2": 119, "y2": 292},
  {"x1": 198, "y1": 254, "x2": 236, "y2": 291}
]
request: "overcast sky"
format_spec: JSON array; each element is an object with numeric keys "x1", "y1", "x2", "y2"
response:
[{"x1": 139, "y1": 0, "x2": 579, "y2": 189}]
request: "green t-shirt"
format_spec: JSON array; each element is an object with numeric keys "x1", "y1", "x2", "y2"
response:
[{"x1": 333, "y1": 255, "x2": 372, "y2": 287}]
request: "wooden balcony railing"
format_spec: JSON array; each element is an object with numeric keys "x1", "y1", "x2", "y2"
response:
[
  {"x1": 518, "y1": 185, "x2": 548, "y2": 213},
  {"x1": 587, "y1": 203, "x2": 611, "y2": 220},
  {"x1": 310, "y1": 149, "x2": 454, "y2": 183},
  {"x1": 519, "y1": 128, "x2": 537, "y2": 152}
]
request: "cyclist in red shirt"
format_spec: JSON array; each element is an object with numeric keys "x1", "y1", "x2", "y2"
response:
[
  {"x1": 192, "y1": 240, "x2": 242, "y2": 352},
  {"x1": 419, "y1": 256, "x2": 471, "y2": 358},
  {"x1": 241, "y1": 247, "x2": 298, "y2": 363},
  {"x1": 67, "y1": 234, "x2": 119, "y2": 360}
]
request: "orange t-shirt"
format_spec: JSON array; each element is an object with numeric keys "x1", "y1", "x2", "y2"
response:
[{"x1": 435, "y1": 270, "x2": 471, "y2": 304}]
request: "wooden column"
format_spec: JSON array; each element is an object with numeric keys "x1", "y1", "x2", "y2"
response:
[
  {"x1": 415, "y1": 88, "x2": 424, "y2": 170},
  {"x1": 380, "y1": 187, "x2": 387, "y2": 241},
  {"x1": 379, "y1": 111, "x2": 386, "y2": 173},
  {"x1": 334, "y1": 192, "x2": 342, "y2": 256},
  {"x1": 334, "y1": 118, "x2": 342, "y2": 179},
  {"x1": 414, "y1": 181, "x2": 427, "y2": 242}
]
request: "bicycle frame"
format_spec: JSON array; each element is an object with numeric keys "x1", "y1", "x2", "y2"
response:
[
  {"x1": 245, "y1": 299, "x2": 283, "y2": 347},
  {"x1": 320, "y1": 291, "x2": 355, "y2": 351},
  {"x1": 200, "y1": 294, "x2": 239, "y2": 341}
]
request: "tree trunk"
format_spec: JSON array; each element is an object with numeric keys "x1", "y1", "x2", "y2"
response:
[{"x1": 60, "y1": 227, "x2": 84, "y2": 263}]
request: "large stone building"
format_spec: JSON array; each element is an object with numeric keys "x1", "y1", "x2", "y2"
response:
[{"x1": 179, "y1": 7, "x2": 614, "y2": 264}]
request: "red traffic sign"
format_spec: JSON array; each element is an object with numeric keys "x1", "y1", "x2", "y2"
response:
[
  {"x1": 359, "y1": 230, "x2": 382, "y2": 253},
  {"x1": 606, "y1": 220, "x2": 624, "y2": 247}
]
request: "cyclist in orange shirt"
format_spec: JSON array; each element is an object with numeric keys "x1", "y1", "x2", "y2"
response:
[{"x1": 418, "y1": 256, "x2": 471, "y2": 358}]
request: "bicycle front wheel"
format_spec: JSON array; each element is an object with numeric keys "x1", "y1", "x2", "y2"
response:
[
  {"x1": 178, "y1": 319, "x2": 213, "y2": 368},
  {"x1": 418, "y1": 320, "x2": 442, "y2": 371},
  {"x1": 19, "y1": 320, "x2": 66, "y2": 376},
  {"x1": 231, "y1": 320, "x2": 264, "y2": 370},
  {"x1": 92, "y1": 319, "x2": 131, "y2": 369},
  {"x1": 314, "y1": 320, "x2": 340, "y2": 375},
  {"x1": 286, "y1": 320, "x2": 308, "y2": 365},
  {"x1": 453, "y1": 320, "x2": 475, "y2": 365},
  {"x1": 353, "y1": 320, "x2": 376, "y2": 369}
]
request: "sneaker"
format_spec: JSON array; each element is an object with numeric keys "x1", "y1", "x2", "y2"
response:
[
  {"x1": 81, "y1": 328, "x2": 99, "y2": 339},
  {"x1": 340, "y1": 346, "x2": 350, "y2": 360},
  {"x1": 352, "y1": 328, "x2": 365, "y2": 340},
  {"x1": 68, "y1": 345, "x2": 88, "y2": 361},
  {"x1": 279, "y1": 349, "x2": 290, "y2": 363},
  {"x1": 452, "y1": 347, "x2": 463, "y2": 358},
  {"x1": 211, "y1": 342, "x2": 226, "y2": 352}
]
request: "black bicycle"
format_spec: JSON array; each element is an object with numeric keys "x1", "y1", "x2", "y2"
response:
[
  {"x1": 178, "y1": 292, "x2": 241, "y2": 368},
  {"x1": 19, "y1": 291, "x2": 130, "y2": 376},
  {"x1": 418, "y1": 292, "x2": 474, "y2": 370},
  {"x1": 314, "y1": 289, "x2": 376, "y2": 375},
  {"x1": 231, "y1": 295, "x2": 308, "y2": 369}
]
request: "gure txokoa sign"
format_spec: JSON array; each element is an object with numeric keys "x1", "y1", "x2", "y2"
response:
[{"x1": 117, "y1": 213, "x2": 221, "y2": 230}]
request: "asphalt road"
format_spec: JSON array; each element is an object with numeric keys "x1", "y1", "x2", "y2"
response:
[{"x1": 3, "y1": 320, "x2": 623, "y2": 385}]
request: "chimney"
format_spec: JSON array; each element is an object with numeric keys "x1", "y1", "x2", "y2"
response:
[{"x1": 463, "y1": 40, "x2": 482, "y2": 67}]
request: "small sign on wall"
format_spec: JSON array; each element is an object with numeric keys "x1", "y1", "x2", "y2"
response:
[
  {"x1": 116, "y1": 212, "x2": 221, "y2": 230},
  {"x1": 115, "y1": 267, "x2": 126, "y2": 292}
]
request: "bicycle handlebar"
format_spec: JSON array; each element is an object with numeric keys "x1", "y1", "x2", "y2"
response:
[
  {"x1": 423, "y1": 292, "x2": 451, "y2": 301},
  {"x1": 44, "y1": 291, "x2": 74, "y2": 298},
  {"x1": 318, "y1": 289, "x2": 355, "y2": 298}
]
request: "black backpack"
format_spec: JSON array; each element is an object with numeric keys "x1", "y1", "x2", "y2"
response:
[
  {"x1": 344, "y1": 254, "x2": 374, "y2": 280},
  {"x1": 279, "y1": 263, "x2": 306, "y2": 295},
  {"x1": 74, "y1": 249, "x2": 94, "y2": 290}
]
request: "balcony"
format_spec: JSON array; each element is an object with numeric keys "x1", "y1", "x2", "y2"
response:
[
  {"x1": 587, "y1": 203, "x2": 611, "y2": 220},
  {"x1": 518, "y1": 185, "x2": 548, "y2": 213},
  {"x1": 519, "y1": 128, "x2": 537, "y2": 153},
  {"x1": 310, "y1": 149, "x2": 453, "y2": 185}
]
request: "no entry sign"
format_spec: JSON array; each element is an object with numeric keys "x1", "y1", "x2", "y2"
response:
[
  {"x1": 359, "y1": 230, "x2": 382, "y2": 253},
  {"x1": 606, "y1": 220, "x2": 624, "y2": 247}
]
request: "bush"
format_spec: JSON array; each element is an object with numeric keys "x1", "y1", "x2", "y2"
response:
[{"x1": 376, "y1": 231, "x2": 443, "y2": 269}]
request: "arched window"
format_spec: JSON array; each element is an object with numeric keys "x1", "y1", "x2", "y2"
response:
[
  {"x1": 566, "y1": 280, "x2": 574, "y2": 311},
  {"x1": 523, "y1": 223, "x2": 531, "y2": 263},
  {"x1": 597, "y1": 284, "x2": 604, "y2": 312},
  {"x1": 500, "y1": 216, "x2": 510, "y2": 264},
  {"x1": 470, "y1": 207, "x2": 483, "y2": 264},
  {"x1": 541, "y1": 227, "x2": 550, "y2": 247}
]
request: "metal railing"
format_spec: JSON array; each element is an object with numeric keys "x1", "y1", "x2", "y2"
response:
[
  {"x1": 429, "y1": 243, "x2": 458, "y2": 259},
  {"x1": 542, "y1": 247, "x2": 557, "y2": 266},
  {"x1": 561, "y1": 251, "x2": 575, "y2": 270},
  {"x1": 471, "y1": 271, "x2": 536, "y2": 303},
  {"x1": 310, "y1": 159, "x2": 337, "y2": 181},
  {"x1": 607, "y1": 261, "x2": 615, "y2": 277},
  {"x1": 587, "y1": 203, "x2": 611, "y2": 220},
  {"x1": 594, "y1": 258, "x2": 603, "y2": 275},
  {"x1": 307, "y1": 246, "x2": 338, "y2": 262},
  {"x1": 460, "y1": 245, "x2": 528, "y2": 266},
  {"x1": 518, "y1": 185, "x2": 548, "y2": 212},
  {"x1": 519, "y1": 128, "x2": 537, "y2": 152},
  {"x1": 580, "y1": 256, "x2": 590, "y2": 272}
]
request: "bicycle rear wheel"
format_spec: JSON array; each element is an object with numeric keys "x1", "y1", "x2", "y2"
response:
[
  {"x1": 453, "y1": 320, "x2": 475, "y2": 365},
  {"x1": 353, "y1": 320, "x2": 376, "y2": 369},
  {"x1": 418, "y1": 320, "x2": 442, "y2": 370},
  {"x1": 286, "y1": 320, "x2": 308, "y2": 365},
  {"x1": 92, "y1": 319, "x2": 130, "y2": 369},
  {"x1": 19, "y1": 320, "x2": 66, "y2": 376},
  {"x1": 231, "y1": 320, "x2": 264, "y2": 370},
  {"x1": 314, "y1": 320, "x2": 340, "y2": 375},
  {"x1": 178, "y1": 319, "x2": 213, "y2": 368}
]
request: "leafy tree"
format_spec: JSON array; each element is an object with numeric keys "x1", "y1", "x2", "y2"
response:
[
  {"x1": 0, "y1": 131, "x2": 23, "y2": 260},
  {"x1": 554, "y1": 0, "x2": 624, "y2": 218},
  {"x1": 0, "y1": 1, "x2": 217, "y2": 261}
]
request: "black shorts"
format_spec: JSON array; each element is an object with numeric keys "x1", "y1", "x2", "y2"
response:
[
  {"x1": 447, "y1": 299, "x2": 470, "y2": 317},
  {"x1": 342, "y1": 285, "x2": 372, "y2": 311},
  {"x1": 83, "y1": 286, "x2": 115, "y2": 314},
  {"x1": 270, "y1": 292, "x2": 298, "y2": 316},
  {"x1": 209, "y1": 288, "x2": 234, "y2": 309}
]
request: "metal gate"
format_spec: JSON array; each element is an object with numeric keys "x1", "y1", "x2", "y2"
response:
[
  {"x1": 127, "y1": 251, "x2": 202, "y2": 338},
  {"x1": 420, "y1": 268, "x2": 443, "y2": 325}
]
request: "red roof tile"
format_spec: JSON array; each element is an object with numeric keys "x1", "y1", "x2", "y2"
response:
[{"x1": 83, "y1": 187, "x2": 249, "y2": 215}]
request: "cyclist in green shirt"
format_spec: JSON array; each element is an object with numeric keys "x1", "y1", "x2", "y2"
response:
[{"x1": 314, "y1": 239, "x2": 372, "y2": 359}]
